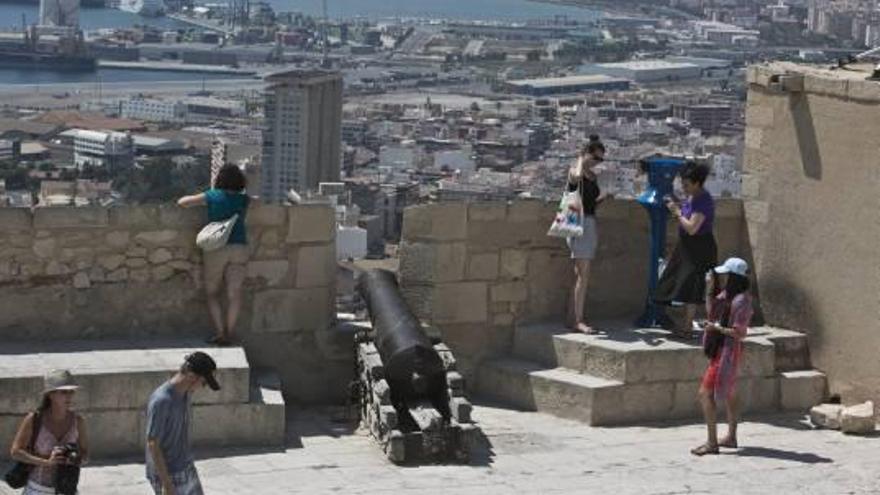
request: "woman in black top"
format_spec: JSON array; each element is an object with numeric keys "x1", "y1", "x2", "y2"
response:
[{"x1": 566, "y1": 137, "x2": 612, "y2": 334}]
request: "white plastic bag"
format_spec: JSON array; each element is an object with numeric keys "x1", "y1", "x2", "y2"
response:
[
  {"x1": 196, "y1": 213, "x2": 239, "y2": 252},
  {"x1": 547, "y1": 189, "x2": 583, "y2": 238}
]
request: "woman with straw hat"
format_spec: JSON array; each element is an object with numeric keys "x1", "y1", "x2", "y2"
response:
[{"x1": 8, "y1": 369, "x2": 90, "y2": 494}]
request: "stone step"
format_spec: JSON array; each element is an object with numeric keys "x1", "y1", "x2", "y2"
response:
[
  {"x1": 477, "y1": 357, "x2": 828, "y2": 426},
  {"x1": 514, "y1": 322, "x2": 776, "y2": 384},
  {"x1": 0, "y1": 339, "x2": 251, "y2": 415},
  {"x1": 750, "y1": 326, "x2": 813, "y2": 371},
  {"x1": 0, "y1": 373, "x2": 285, "y2": 459}
]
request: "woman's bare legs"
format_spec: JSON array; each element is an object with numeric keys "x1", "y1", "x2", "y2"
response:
[
  {"x1": 573, "y1": 259, "x2": 593, "y2": 333},
  {"x1": 692, "y1": 387, "x2": 720, "y2": 455},
  {"x1": 720, "y1": 391, "x2": 739, "y2": 448}
]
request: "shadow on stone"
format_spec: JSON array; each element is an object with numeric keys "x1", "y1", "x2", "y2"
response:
[
  {"x1": 285, "y1": 406, "x2": 359, "y2": 449},
  {"x1": 730, "y1": 446, "x2": 833, "y2": 464}
]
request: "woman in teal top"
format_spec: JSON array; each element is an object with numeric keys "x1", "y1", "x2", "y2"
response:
[{"x1": 178, "y1": 165, "x2": 251, "y2": 346}]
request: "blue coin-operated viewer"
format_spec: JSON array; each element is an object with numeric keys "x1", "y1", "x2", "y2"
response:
[{"x1": 636, "y1": 155, "x2": 687, "y2": 328}]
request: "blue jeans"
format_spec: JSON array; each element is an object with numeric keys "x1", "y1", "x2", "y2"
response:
[{"x1": 148, "y1": 463, "x2": 204, "y2": 495}]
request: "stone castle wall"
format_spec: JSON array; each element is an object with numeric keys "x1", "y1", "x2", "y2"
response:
[
  {"x1": 744, "y1": 63, "x2": 880, "y2": 408},
  {"x1": 0, "y1": 205, "x2": 349, "y2": 403},
  {"x1": 398, "y1": 199, "x2": 751, "y2": 380}
]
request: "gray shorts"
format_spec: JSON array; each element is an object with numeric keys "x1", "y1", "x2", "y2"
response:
[
  {"x1": 148, "y1": 464, "x2": 204, "y2": 495},
  {"x1": 566, "y1": 215, "x2": 597, "y2": 260}
]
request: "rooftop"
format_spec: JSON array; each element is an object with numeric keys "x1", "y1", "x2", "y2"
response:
[
  {"x1": 507, "y1": 74, "x2": 630, "y2": 89},
  {"x1": 595, "y1": 60, "x2": 700, "y2": 71}
]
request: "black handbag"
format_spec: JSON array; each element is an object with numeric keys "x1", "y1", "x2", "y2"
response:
[
  {"x1": 703, "y1": 330, "x2": 725, "y2": 359},
  {"x1": 4, "y1": 412, "x2": 40, "y2": 489}
]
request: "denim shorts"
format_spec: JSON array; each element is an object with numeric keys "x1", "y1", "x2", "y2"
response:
[
  {"x1": 148, "y1": 463, "x2": 204, "y2": 495},
  {"x1": 566, "y1": 215, "x2": 598, "y2": 260}
]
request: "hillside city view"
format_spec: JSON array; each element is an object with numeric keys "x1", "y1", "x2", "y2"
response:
[{"x1": 0, "y1": 0, "x2": 878, "y2": 494}]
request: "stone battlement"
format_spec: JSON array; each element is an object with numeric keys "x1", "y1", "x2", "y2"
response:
[
  {"x1": 398, "y1": 198, "x2": 754, "y2": 379},
  {"x1": 0, "y1": 204, "x2": 349, "y2": 403}
]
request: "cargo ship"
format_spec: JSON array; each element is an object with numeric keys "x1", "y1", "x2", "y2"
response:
[
  {"x1": 0, "y1": 26, "x2": 96, "y2": 72},
  {"x1": 0, "y1": 50, "x2": 96, "y2": 70}
]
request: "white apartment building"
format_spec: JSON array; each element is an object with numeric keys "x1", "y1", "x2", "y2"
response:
[
  {"x1": 70, "y1": 129, "x2": 135, "y2": 171},
  {"x1": 120, "y1": 98, "x2": 187, "y2": 123},
  {"x1": 260, "y1": 69, "x2": 343, "y2": 202},
  {"x1": 120, "y1": 96, "x2": 245, "y2": 124}
]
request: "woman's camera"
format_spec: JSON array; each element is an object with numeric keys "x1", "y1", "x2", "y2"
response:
[{"x1": 53, "y1": 443, "x2": 82, "y2": 495}]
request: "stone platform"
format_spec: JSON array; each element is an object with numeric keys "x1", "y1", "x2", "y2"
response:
[
  {"x1": 476, "y1": 322, "x2": 827, "y2": 426},
  {"x1": 0, "y1": 339, "x2": 285, "y2": 460}
]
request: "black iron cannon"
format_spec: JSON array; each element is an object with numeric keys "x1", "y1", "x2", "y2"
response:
[{"x1": 354, "y1": 269, "x2": 477, "y2": 463}]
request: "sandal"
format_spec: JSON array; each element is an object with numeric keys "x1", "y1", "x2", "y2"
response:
[
  {"x1": 690, "y1": 443, "x2": 719, "y2": 456},
  {"x1": 575, "y1": 322, "x2": 597, "y2": 335},
  {"x1": 718, "y1": 437, "x2": 738, "y2": 449},
  {"x1": 205, "y1": 335, "x2": 223, "y2": 345}
]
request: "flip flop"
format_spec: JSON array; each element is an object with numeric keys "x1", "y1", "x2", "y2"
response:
[{"x1": 690, "y1": 443, "x2": 720, "y2": 456}]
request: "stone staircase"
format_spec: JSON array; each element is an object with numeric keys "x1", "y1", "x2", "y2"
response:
[
  {"x1": 0, "y1": 339, "x2": 285, "y2": 460},
  {"x1": 476, "y1": 322, "x2": 827, "y2": 426}
]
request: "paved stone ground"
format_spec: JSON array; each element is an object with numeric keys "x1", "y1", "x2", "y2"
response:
[{"x1": 2, "y1": 401, "x2": 878, "y2": 494}]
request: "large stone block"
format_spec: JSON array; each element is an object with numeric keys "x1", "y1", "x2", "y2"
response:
[
  {"x1": 251, "y1": 288, "x2": 332, "y2": 333},
  {"x1": 399, "y1": 242, "x2": 467, "y2": 284},
  {"x1": 525, "y1": 249, "x2": 573, "y2": 321},
  {"x1": 841, "y1": 401, "x2": 875, "y2": 434},
  {"x1": 467, "y1": 252, "x2": 499, "y2": 281},
  {"x1": 507, "y1": 200, "x2": 546, "y2": 222},
  {"x1": 134, "y1": 230, "x2": 181, "y2": 247},
  {"x1": 810, "y1": 403, "x2": 843, "y2": 429},
  {"x1": 248, "y1": 205, "x2": 287, "y2": 227},
  {"x1": 247, "y1": 260, "x2": 291, "y2": 287},
  {"x1": 433, "y1": 282, "x2": 488, "y2": 324},
  {"x1": 468, "y1": 203, "x2": 507, "y2": 222},
  {"x1": 158, "y1": 205, "x2": 204, "y2": 228},
  {"x1": 500, "y1": 249, "x2": 528, "y2": 280},
  {"x1": 780, "y1": 370, "x2": 827, "y2": 411},
  {"x1": 491, "y1": 281, "x2": 527, "y2": 303},
  {"x1": 0, "y1": 208, "x2": 31, "y2": 231},
  {"x1": 402, "y1": 203, "x2": 467, "y2": 242},
  {"x1": 109, "y1": 205, "x2": 160, "y2": 228},
  {"x1": 803, "y1": 74, "x2": 848, "y2": 99},
  {"x1": 33, "y1": 207, "x2": 109, "y2": 229},
  {"x1": 286, "y1": 205, "x2": 335, "y2": 243},
  {"x1": 296, "y1": 244, "x2": 335, "y2": 288}
]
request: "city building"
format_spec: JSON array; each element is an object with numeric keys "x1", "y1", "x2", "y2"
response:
[
  {"x1": 260, "y1": 69, "x2": 343, "y2": 202},
  {"x1": 506, "y1": 75, "x2": 631, "y2": 96},
  {"x1": 0, "y1": 139, "x2": 21, "y2": 163},
  {"x1": 120, "y1": 98, "x2": 187, "y2": 123},
  {"x1": 672, "y1": 104, "x2": 734, "y2": 135},
  {"x1": 183, "y1": 96, "x2": 247, "y2": 122},
  {"x1": 342, "y1": 119, "x2": 369, "y2": 146},
  {"x1": 580, "y1": 60, "x2": 703, "y2": 83},
  {"x1": 68, "y1": 129, "x2": 135, "y2": 171}
]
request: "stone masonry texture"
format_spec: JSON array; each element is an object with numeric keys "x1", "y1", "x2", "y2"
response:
[
  {"x1": 745, "y1": 62, "x2": 880, "y2": 413},
  {"x1": 0, "y1": 204, "x2": 344, "y2": 404},
  {"x1": 398, "y1": 200, "x2": 752, "y2": 386}
]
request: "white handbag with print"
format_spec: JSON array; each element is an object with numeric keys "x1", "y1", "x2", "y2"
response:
[{"x1": 196, "y1": 214, "x2": 239, "y2": 252}]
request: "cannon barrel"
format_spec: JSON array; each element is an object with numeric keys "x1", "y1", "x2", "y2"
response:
[{"x1": 356, "y1": 269, "x2": 445, "y2": 399}]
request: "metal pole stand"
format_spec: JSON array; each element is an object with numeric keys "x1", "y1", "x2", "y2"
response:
[{"x1": 636, "y1": 156, "x2": 685, "y2": 328}]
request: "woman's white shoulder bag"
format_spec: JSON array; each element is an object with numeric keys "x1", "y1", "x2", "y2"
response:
[{"x1": 196, "y1": 213, "x2": 239, "y2": 252}]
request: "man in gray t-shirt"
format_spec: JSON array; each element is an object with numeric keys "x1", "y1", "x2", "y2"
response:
[{"x1": 145, "y1": 352, "x2": 220, "y2": 495}]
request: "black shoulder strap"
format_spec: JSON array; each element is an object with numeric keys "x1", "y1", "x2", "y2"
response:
[{"x1": 29, "y1": 411, "x2": 40, "y2": 453}]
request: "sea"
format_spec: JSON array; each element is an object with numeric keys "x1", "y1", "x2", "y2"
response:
[{"x1": 0, "y1": 0, "x2": 599, "y2": 85}]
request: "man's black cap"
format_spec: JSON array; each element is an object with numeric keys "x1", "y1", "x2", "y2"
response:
[{"x1": 184, "y1": 352, "x2": 220, "y2": 391}]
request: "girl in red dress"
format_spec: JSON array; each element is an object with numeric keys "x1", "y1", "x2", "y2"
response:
[{"x1": 691, "y1": 257, "x2": 754, "y2": 456}]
